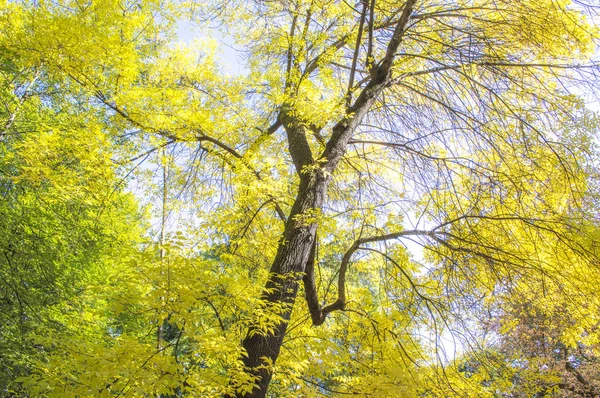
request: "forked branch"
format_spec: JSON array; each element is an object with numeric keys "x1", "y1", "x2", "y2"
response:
[
  {"x1": 303, "y1": 229, "x2": 442, "y2": 326},
  {"x1": 322, "y1": 0, "x2": 418, "y2": 172}
]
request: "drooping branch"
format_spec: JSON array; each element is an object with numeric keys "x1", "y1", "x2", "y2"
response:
[{"x1": 361, "y1": 246, "x2": 438, "y2": 308}]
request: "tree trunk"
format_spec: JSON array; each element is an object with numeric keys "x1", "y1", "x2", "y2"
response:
[{"x1": 234, "y1": 170, "x2": 329, "y2": 398}]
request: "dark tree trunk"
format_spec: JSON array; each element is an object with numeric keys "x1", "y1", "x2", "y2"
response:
[{"x1": 234, "y1": 171, "x2": 329, "y2": 398}]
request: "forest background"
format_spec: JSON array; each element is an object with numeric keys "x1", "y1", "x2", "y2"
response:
[{"x1": 1, "y1": 0, "x2": 600, "y2": 397}]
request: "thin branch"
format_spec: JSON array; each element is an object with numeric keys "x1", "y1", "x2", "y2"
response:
[
  {"x1": 366, "y1": 0, "x2": 375, "y2": 73},
  {"x1": 1, "y1": 69, "x2": 39, "y2": 141},
  {"x1": 347, "y1": 0, "x2": 369, "y2": 104}
]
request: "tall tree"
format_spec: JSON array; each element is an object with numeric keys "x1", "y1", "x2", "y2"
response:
[{"x1": 3, "y1": 0, "x2": 600, "y2": 397}]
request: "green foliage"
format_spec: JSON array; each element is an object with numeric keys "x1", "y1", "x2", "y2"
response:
[{"x1": 0, "y1": 89, "x2": 143, "y2": 395}]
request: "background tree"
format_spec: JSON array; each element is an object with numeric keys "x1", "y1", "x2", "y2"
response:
[
  {"x1": 2, "y1": 0, "x2": 600, "y2": 397},
  {"x1": 0, "y1": 30, "x2": 143, "y2": 395}
]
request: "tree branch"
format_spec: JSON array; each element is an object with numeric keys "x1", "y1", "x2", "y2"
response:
[
  {"x1": 347, "y1": 0, "x2": 369, "y2": 104},
  {"x1": 1, "y1": 69, "x2": 39, "y2": 141},
  {"x1": 304, "y1": 228, "x2": 443, "y2": 326},
  {"x1": 366, "y1": 0, "x2": 375, "y2": 73},
  {"x1": 90, "y1": 86, "x2": 288, "y2": 224},
  {"x1": 322, "y1": 0, "x2": 418, "y2": 173}
]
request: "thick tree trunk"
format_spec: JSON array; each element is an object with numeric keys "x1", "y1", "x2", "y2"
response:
[{"x1": 235, "y1": 171, "x2": 329, "y2": 398}]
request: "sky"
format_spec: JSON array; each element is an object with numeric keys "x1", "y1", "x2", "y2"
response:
[{"x1": 175, "y1": 20, "x2": 245, "y2": 76}]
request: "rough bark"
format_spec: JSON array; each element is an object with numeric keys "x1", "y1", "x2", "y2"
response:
[{"x1": 237, "y1": 170, "x2": 329, "y2": 398}]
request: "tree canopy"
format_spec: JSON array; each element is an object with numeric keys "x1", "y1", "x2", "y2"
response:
[{"x1": 1, "y1": 0, "x2": 600, "y2": 397}]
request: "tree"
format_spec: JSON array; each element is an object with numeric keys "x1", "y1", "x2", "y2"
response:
[
  {"x1": 3, "y1": 0, "x2": 600, "y2": 397},
  {"x1": 492, "y1": 292, "x2": 600, "y2": 397},
  {"x1": 0, "y1": 26, "x2": 143, "y2": 394}
]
